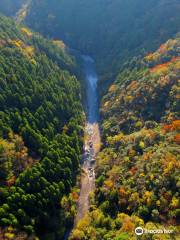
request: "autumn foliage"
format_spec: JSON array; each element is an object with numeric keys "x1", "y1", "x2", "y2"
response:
[{"x1": 96, "y1": 36, "x2": 180, "y2": 237}]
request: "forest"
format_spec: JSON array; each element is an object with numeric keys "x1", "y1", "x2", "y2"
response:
[
  {"x1": 0, "y1": 0, "x2": 179, "y2": 239},
  {"x1": 1, "y1": 0, "x2": 180, "y2": 93},
  {"x1": 71, "y1": 35, "x2": 180, "y2": 240},
  {"x1": 24, "y1": 0, "x2": 180, "y2": 93},
  {"x1": 0, "y1": 15, "x2": 84, "y2": 239}
]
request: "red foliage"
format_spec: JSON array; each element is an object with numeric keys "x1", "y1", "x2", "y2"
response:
[
  {"x1": 150, "y1": 57, "x2": 180, "y2": 73},
  {"x1": 171, "y1": 56, "x2": 180, "y2": 62},
  {"x1": 174, "y1": 134, "x2": 180, "y2": 145},
  {"x1": 162, "y1": 124, "x2": 173, "y2": 132},
  {"x1": 159, "y1": 44, "x2": 167, "y2": 53},
  {"x1": 129, "y1": 166, "x2": 137, "y2": 175},
  {"x1": 172, "y1": 120, "x2": 180, "y2": 130},
  {"x1": 119, "y1": 187, "x2": 127, "y2": 197},
  {"x1": 150, "y1": 62, "x2": 170, "y2": 73},
  {"x1": 162, "y1": 120, "x2": 180, "y2": 132},
  {"x1": 72, "y1": 192, "x2": 79, "y2": 201}
]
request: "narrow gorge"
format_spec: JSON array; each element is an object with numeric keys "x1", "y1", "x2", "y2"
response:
[
  {"x1": 75, "y1": 56, "x2": 101, "y2": 224},
  {"x1": 0, "y1": 1, "x2": 179, "y2": 239}
]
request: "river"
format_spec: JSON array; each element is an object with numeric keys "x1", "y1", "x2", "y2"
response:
[
  {"x1": 74, "y1": 56, "x2": 101, "y2": 225},
  {"x1": 82, "y1": 55, "x2": 99, "y2": 123}
]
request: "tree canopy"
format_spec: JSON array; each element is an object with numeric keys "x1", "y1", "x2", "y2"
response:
[{"x1": 0, "y1": 14, "x2": 84, "y2": 239}]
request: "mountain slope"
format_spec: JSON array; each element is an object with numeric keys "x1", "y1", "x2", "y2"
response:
[
  {"x1": 24, "y1": 0, "x2": 180, "y2": 90},
  {"x1": 0, "y1": 15, "x2": 84, "y2": 239},
  {"x1": 0, "y1": 0, "x2": 179, "y2": 95},
  {"x1": 70, "y1": 36, "x2": 180, "y2": 239}
]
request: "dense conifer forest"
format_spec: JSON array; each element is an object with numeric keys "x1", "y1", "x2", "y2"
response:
[{"x1": 0, "y1": 15, "x2": 84, "y2": 239}]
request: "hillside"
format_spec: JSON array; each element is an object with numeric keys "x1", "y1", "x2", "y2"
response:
[
  {"x1": 0, "y1": 0, "x2": 179, "y2": 94},
  {"x1": 70, "y1": 36, "x2": 180, "y2": 239},
  {"x1": 24, "y1": 0, "x2": 180, "y2": 92},
  {"x1": 0, "y1": 15, "x2": 84, "y2": 239}
]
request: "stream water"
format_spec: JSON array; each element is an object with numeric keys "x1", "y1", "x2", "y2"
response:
[
  {"x1": 82, "y1": 55, "x2": 99, "y2": 123},
  {"x1": 74, "y1": 56, "x2": 101, "y2": 225}
]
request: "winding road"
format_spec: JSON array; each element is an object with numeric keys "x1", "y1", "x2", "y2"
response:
[{"x1": 74, "y1": 56, "x2": 101, "y2": 225}]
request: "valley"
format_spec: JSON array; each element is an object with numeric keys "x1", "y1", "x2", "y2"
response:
[
  {"x1": 75, "y1": 56, "x2": 101, "y2": 225},
  {"x1": 0, "y1": 1, "x2": 179, "y2": 240},
  {"x1": 69, "y1": 37, "x2": 180, "y2": 239}
]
